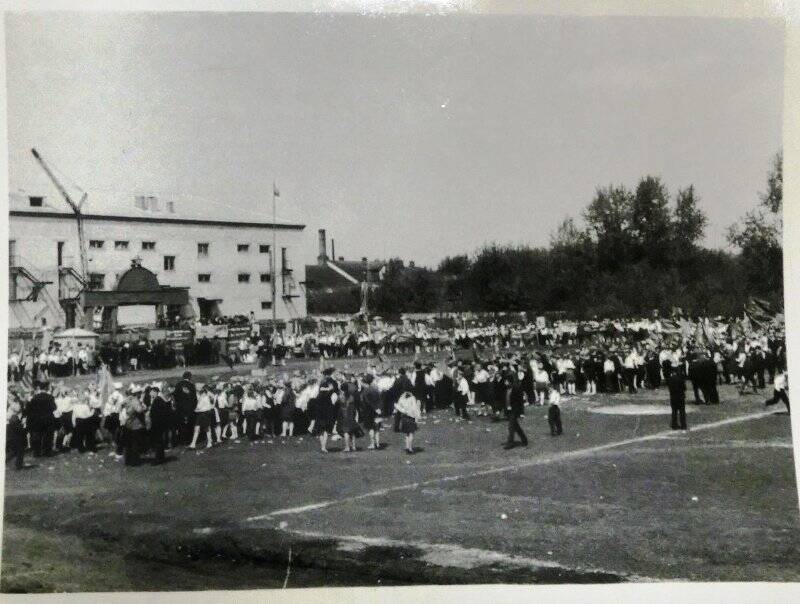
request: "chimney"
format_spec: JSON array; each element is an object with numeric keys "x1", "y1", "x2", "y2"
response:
[
  {"x1": 317, "y1": 229, "x2": 327, "y2": 265},
  {"x1": 331, "y1": 239, "x2": 336, "y2": 260}
]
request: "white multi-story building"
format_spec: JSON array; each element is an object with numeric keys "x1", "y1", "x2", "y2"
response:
[{"x1": 9, "y1": 191, "x2": 307, "y2": 331}]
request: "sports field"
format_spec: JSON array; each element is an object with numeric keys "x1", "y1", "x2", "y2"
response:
[{"x1": 2, "y1": 359, "x2": 799, "y2": 592}]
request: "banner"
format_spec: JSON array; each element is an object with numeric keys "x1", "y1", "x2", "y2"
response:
[
  {"x1": 166, "y1": 329, "x2": 193, "y2": 350},
  {"x1": 147, "y1": 328, "x2": 168, "y2": 342},
  {"x1": 227, "y1": 326, "x2": 251, "y2": 342},
  {"x1": 195, "y1": 324, "x2": 229, "y2": 339}
]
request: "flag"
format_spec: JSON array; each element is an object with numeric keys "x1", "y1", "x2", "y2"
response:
[
  {"x1": 702, "y1": 321, "x2": 718, "y2": 348},
  {"x1": 660, "y1": 318, "x2": 682, "y2": 335},
  {"x1": 273, "y1": 182, "x2": 280, "y2": 197},
  {"x1": 694, "y1": 322, "x2": 705, "y2": 346},
  {"x1": 743, "y1": 297, "x2": 778, "y2": 331}
]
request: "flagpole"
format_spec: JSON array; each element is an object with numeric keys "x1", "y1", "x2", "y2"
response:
[{"x1": 272, "y1": 181, "x2": 277, "y2": 325}]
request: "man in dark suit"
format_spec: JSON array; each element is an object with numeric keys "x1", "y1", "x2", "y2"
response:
[
  {"x1": 699, "y1": 354, "x2": 720, "y2": 404},
  {"x1": 668, "y1": 362, "x2": 688, "y2": 430},
  {"x1": 26, "y1": 382, "x2": 56, "y2": 457},
  {"x1": 503, "y1": 374, "x2": 528, "y2": 449},
  {"x1": 173, "y1": 371, "x2": 198, "y2": 445},
  {"x1": 148, "y1": 385, "x2": 173, "y2": 465}
]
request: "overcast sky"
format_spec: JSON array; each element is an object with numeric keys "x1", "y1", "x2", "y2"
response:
[{"x1": 6, "y1": 12, "x2": 784, "y2": 268}]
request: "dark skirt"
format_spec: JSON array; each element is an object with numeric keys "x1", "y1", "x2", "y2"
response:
[
  {"x1": 360, "y1": 405, "x2": 378, "y2": 431},
  {"x1": 399, "y1": 415, "x2": 417, "y2": 435},
  {"x1": 280, "y1": 402, "x2": 295, "y2": 422},
  {"x1": 60, "y1": 411, "x2": 74, "y2": 433},
  {"x1": 103, "y1": 413, "x2": 120, "y2": 435},
  {"x1": 313, "y1": 419, "x2": 335, "y2": 436},
  {"x1": 195, "y1": 410, "x2": 215, "y2": 430}
]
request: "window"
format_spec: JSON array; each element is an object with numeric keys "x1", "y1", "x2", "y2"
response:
[
  {"x1": 259, "y1": 244, "x2": 270, "y2": 254},
  {"x1": 164, "y1": 256, "x2": 175, "y2": 271},
  {"x1": 260, "y1": 273, "x2": 271, "y2": 283},
  {"x1": 29, "y1": 196, "x2": 43, "y2": 207},
  {"x1": 88, "y1": 273, "x2": 105, "y2": 289},
  {"x1": 198, "y1": 273, "x2": 211, "y2": 283},
  {"x1": 141, "y1": 241, "x2": 155, "y2": 251},
  {"x1": 197, "y1": 243, "x2": 209, "y2": 257},
  {"x1": 237, "y1": 244, "x2": 250, "y2": 253},
  {"x1": 238, "y1": 273, "x2": 250, "y2": 283},
  {"x1": 261, "y1": 301, "x2": 272, "y2": 310},
  {"x1": 89, "y1": 240, "x2": 104, "y2": 249},
  {"x1": 114, "y1": 241, "x2": 129, "y2": 250}
]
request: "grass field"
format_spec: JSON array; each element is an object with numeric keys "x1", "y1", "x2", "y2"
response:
[{"x1": 3, "y1": 359, "x2": 800, "y2": 592}]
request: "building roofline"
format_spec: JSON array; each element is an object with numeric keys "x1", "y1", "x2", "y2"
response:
[{"x1": 9, "y1": 210, "x2": 305, "y2": 231}]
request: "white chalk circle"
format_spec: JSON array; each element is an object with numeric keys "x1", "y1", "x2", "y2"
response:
[{"x1": 589, "y1": 404, "x2": 697, "y2": 416}]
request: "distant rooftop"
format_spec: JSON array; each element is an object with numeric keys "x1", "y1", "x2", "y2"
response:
[{"x1": 9, "y1": 189, "x2": 304, "y2": 229}]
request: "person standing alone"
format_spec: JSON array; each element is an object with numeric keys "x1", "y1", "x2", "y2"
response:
[
  {"x1": 668, "y1": 361, "x2": 688, "y2": 430},
  {"x1": 503, "y1": 373, "x2": 528, "y2": 449}
]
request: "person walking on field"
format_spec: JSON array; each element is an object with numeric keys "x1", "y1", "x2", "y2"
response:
[
  {"x1": 503, "y1": 372, "x2": 528, "y2": 449},
  {"x1": 668, "y1": 361, "x2": 688, "y2": 430},
  {"x1": 766, "y1": 370, "x2": 790, "y2": 413}
]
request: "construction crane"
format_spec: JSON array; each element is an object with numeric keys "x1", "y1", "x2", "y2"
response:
[
  {"x1": 30, "y1": 148, "x2": 90, "y2": 281},
  {"x1": 30, "y1": 148, "x2": 90, "y2": 327}
]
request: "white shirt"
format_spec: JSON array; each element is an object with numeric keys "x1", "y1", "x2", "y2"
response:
[
  {"x1": 104, "y1": 390, "x2": 124, "y2": 416},
  {"x1": 55, "y1": 395, "x2": 74, "y2": 417},
  {"x1": 241, "y1": 395, "x2": 259, "y2": 412},
  {"x1": 195, "y1": 393, "x2": 214, "y2": 413},
  {"x1": 72, "y1": 399, "x2": 92, "y2": 420}
]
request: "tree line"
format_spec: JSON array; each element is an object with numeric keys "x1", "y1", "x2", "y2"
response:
[{"x1": 350, "y1": 152, "x2": 783, "y2": 319}]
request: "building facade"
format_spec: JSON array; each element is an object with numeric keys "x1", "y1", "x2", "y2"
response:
[{"x1": 9, "y1": 195, "x2": 307, "y2": 330}]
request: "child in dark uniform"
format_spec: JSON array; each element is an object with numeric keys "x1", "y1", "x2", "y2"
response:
[{"x1": 548, "y1": 389, "x2": 563, "y2": 436}]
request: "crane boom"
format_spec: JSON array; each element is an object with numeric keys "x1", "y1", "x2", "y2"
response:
[{"x1": 30, "y1": 148, "x2": 90, "y2": 282}]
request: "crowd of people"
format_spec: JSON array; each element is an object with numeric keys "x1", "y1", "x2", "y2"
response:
[{"x1": 6, "y1": 316, "x2": 789, "y2": 471}]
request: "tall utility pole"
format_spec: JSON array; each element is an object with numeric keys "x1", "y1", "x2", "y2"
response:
[{"x1": 271, "y1": 181, "x2": 278, "y2": 325}]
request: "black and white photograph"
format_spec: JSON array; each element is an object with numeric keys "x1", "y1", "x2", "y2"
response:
[{"x1": 2, "y1": 2, "x2": 799, "y2": 598}]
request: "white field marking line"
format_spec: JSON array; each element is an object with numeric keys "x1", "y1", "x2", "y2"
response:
[
  {"x1": 281, "y1": 528, "x2": 669, "y2": 582},
  {"x1": 282, "y1": 547, "x2": 292, "y2": 589},
  {"x1": 246, "y1": 410, "x2": 778, "y2": 521}
]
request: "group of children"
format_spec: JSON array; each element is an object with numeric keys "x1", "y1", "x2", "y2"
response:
[{"x1": 7, "y1": 327, "x2": 789, "y2": 470}]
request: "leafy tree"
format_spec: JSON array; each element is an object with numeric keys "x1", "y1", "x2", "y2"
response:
[
  {"x1": 630, "y1": 175, "x2": 672, "y2": 265},
  {"x1": 727, "y1": 151, "x2": 783, "y2": 301},
  {"x1": 673, "y1": 185, "x2": 707, "y2": 247},
  {"x1": 583, "y1": 184, "x2": 634, "y2": 270},
  {"x1": 438, "y1": 254, "x2": 471, "y2": 276},
  {"x1": 672, "y1": 184, "x2": 708, "y2": 265}
]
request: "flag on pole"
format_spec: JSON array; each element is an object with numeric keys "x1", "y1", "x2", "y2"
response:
[{"x1": 273, "y1": 182, "x2": 280, "y2": 197}]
